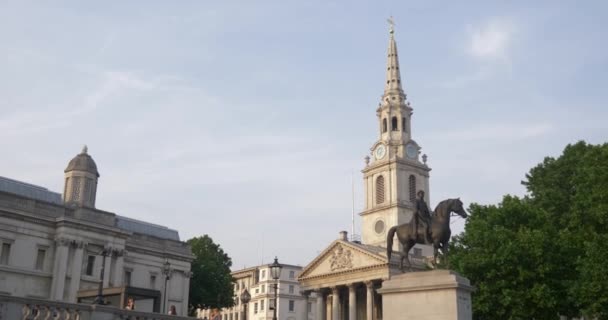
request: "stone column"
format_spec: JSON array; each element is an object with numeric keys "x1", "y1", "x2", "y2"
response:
[
  {"x1": 365, "y1": 282, "x2": 374, "y2": 320},
  {"x1": 112, "y1": 249, "x2": 125, "y2": 286},
  {"x1": 331, "y1": 287, "x2": 340, "y2": 320},
  {"x1": 348, "y1": 284, "x2": 357, "y2": 320},
  {"x1": 316, "y1": 290, "x2": 325, "y2": 320},
  {"x1": 102, "y1": 248, "x2": 112, "y2": 288},
  {"x1": 68, "y1": 241, "x2": 86, "y2": 302},
  {"x1": 50, "y1": 237, "x2": 71, "y2": 300},
  {"x1": 182, "y1": 271, "x2": 192, "y2": 316},
  {"x1": 300, "y1": 290, "x2": 310, "y2": 320}
]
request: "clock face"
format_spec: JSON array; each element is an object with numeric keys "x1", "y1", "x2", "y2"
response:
[
  {"x1": 406, "y1": 143, "x2": 418, "y2": 159},
  {"x1": 375, "y1": 144, "x2": 387, "y2": 160}
]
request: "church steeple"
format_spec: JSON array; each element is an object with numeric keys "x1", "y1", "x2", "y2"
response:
[
  {"x1": 360, "y1": 19, "x2": 431, "y2": 250},
  {"x1": 383, "y1": 17, "x2": 405, "y2": 100}
]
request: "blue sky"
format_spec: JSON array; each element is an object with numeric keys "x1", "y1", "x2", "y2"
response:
[{"x1": 1, "y1": 1, "x2": 607, "y2": 269}]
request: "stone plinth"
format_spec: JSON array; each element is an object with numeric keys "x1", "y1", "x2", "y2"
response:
[{"x1": 377, "y1": 270, "x2": 473, "y2": 320}]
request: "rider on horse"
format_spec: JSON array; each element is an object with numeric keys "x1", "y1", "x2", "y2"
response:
[{"x1": 415, "y1": 190, "x2": 432, "y2": 244}]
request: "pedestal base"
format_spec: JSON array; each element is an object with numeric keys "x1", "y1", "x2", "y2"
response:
[{"x1": 377, "y1": 270, "x2": 473, "y2": 320}]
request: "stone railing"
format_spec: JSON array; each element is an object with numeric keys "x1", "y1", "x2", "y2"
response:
[{"x1": 0, "y1": 294, "x2": 192, "y2": 320}]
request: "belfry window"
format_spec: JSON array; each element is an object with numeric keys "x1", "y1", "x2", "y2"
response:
[
  {"x1": 376, "y1": 176, "x2": 385, "y2": 204},
  {"x1": 382, "y1": 118, "x2": 388, "y2": 133},
  {"x1": 409, "y1": 175, "x2": 416, "y2": 202},
  {"x1": 391, "y1": 117, "x2": 398, "y2": 131},
  {"x1": 402, "y1": 117, "x2": 407, "y2": 132}
]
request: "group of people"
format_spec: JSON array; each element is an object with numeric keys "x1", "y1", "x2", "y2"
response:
[
  {"x1": 191, "y1": 304, "x2": 222, "y2": 320},
  {"x1": 124, "y1": 297, "x2": 178, "y2": 316}
]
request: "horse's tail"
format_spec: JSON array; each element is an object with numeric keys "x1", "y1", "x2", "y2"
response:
[{"x1": 386, "y1": 226, "x2": 398, "y2": 262}]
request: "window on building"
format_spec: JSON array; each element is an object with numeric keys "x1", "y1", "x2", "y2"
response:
[
  {"x1": 261, "y1": 270, "x2": 266, "y2": 279},
  {"x1": 382, "y1": 118, "x2": 388, "y2": 133},
  {"x1": 376, "y1": 175, "x2": 385, "y2": 204},
  {"x1": 150, "y1": 275, "x2": 157, "y2": 289},
  {"x1": 85, "y1": 178, "x2": 93, "y2": 203},
  {"x1": 235, "y1": 313, "x2": 239, "y2": 320},
  {"x1": 0, "y1": 243, "x2": 11, "y2": 265},
  {"x1": 289, "y1": 300, "x2": 295, "y2": 312},
  {"x1": 308, "y1": 302, "x2": 312, "y2": 313},
  {"x1": 255, "y1": 288, "x2": 259, "y2": 294},
  {"x1": 85, "y1": 255, "x2": 95, "y2": 276},
  {"x1": 289, "y1": 270, "x2": 295, "y2": 279},
  {"x1": 409, "y1": 175, "x2": 416, "y2": 202},
  {"x1": 261, "y1": 285, "x2": 265, "y2": 293},
  {"x1": 260, "y1": 299, "x2": 265, "y2": 311},
  {"x1": 270, "y1": 299, "x2": 276, "y2": 310},
  {"x1": 35, "y1": 248, "x2": 46, "y2": 270},
  {"x1": 235, "y1": 297, "x2": 240, "y2": 305},
  {"x1": 413, "y1": 248, "x2": 422, "y2": 257},
  {"x1": 125, "y1": 270, "x2": 132, "y2": 286},
  {"x1": 402, "y1": 117, "x2": 407, "y2": 132},
  {"x1": 289, "y1": 285, "x2": 294, "y2": 294},
  {"x1": 391, "y1": 117, "x2": 398, "y2": 131},
  {"x1": 254, "y1": 302, "x2": 258, "y2": 314},
  {"x1": 229, "y1": 313, "x2": 233, "y2": 320}
]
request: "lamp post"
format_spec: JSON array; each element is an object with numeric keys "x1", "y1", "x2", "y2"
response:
[
  {"x1": 240, "y1": 288, "x2": 251, "y2": 320},
  {"x1": 162, "y1": 259, "x2": 172, "y2": 314},
  {"x1": 93, "y1": 248, "x2": 110, "y2": 305},
  {"x1": 269, "y1": 257, "x2": 283, "y2": 320}
]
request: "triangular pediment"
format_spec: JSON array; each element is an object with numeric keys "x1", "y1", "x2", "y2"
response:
[{"x1": 299, "y1": 240, "x2": 388, "y2": 280}]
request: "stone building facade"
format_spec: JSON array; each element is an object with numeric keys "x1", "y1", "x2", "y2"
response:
[
  {"x1": 298, "y1": 25, "x2": 434, "y2": 320},
  {"x1": 0, "y1": 147, "x2": 193, "y2": 316},
  {"x1": 213, "y1": 263, "x2": 316, "y2": 320}
]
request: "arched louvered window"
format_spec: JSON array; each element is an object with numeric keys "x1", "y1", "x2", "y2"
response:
[
  {"x1": 382, "y1": 118, "x2": 388, "y2": 133},
  {"x1": 409, "y1": 175, "x2": 416, "y2": 202},
  {"x1": 392, "y1": 117, "x2": 398, "y2": 131},
  {"x1": 376, "y1": 175, "x2": 385, "y2": 204},
  {"x1": 402, "y1": 117, "x2": 407, "y2": 132}
]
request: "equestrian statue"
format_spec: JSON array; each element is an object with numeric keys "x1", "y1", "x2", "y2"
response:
[{"x1": 386, "y1": 190, "x2": 468, "y2": 271}]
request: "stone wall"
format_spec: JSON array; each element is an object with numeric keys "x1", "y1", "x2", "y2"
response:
[{"x1": 0, "y1": 293, "x2": 192, "y2": 320}]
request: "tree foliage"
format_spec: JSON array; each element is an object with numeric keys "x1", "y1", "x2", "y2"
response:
[
  {"x1": 187, "y1": 235, "x2": 234, "y2": 309},
  {"x1": 449, "y1": 141, "x2": 608, "y2": 319}
]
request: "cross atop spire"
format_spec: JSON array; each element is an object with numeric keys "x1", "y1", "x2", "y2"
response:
[
  {"x1": 383, "y1": 17, "x2": 405, "y2": 100},
  {"x1": 387, "y1": 16, "x2": 395, "y2": 35}
]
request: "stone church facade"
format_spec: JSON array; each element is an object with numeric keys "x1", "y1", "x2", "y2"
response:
[
  {"x1": 298, "y1": 26, "x2": 433, "y2": 320},
  {"x1": 0, "y1": 147, "x2": 193, "y2": 316}
]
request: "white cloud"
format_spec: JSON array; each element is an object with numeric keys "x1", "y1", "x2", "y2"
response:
[{"x1": 468, "y1": 18, "x2": 515, "y2": 60}]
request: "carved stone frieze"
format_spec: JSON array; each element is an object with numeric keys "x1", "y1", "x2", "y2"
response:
[{"x1": 329, "y1": 245, "x2": 353, "y2": 271}]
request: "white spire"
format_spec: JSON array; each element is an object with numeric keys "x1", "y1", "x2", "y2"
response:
[{"x1": 383, "y1": 17, "x2": 405, "y2": 100}]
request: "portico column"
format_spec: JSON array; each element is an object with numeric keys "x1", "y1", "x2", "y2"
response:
[
  {"x1": 331, "y1": 287, "x2": 340, "y2": 320},
  {"x1": 50, "y1": 237, "x2": 70, "y2": 300},
  {"x1": 315, "y1": 290, "x2": 325, "y2": 320},
  {"x1": 300, "y1": 290, "x2": 310, "y2": 320},
  {"x1": 68, "y1": 241, "x2": 86, "y2": 302},
  {"x1": 112, "y1": 250, "x2": 125, "y2": 286},
  {"x1": 182, "y1": 271, "x2": 192, "y2": 316},
  {"x1": 348, "y1": 284, "x2": 357, "y2": 320},
  {"x1": 365, "y1": 281, "x2": 374, "y2": 320},
  {"x1": 102, "y1": 249, "x2": 112, "y2": 288}
]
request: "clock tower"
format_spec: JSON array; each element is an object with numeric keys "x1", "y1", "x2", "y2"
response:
[{"x1": 360, "y1": 23, "x2": 431, "y2": 249}]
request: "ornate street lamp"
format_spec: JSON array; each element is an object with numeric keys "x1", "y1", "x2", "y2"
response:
[
  {"x1": 162, "y1": 259, "x2": 172, "y2": 314},
  {"x1": 93, "y1": 247, "x2": 111, "y2": 305},
  {"x1": 240, "y1": 288, "x2": 251, "y2": 320},
  {"x1": 269, "y1": 257, "x2": 282, "y2": 320}
]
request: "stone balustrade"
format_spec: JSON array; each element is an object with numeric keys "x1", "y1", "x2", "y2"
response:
[{"x1": 0, "y1": 294, "x2": 192, "y2": 320}]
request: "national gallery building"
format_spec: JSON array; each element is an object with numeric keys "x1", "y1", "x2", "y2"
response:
[{"x1": 0, "y1": 147, "x2": 193, "y2": 316}]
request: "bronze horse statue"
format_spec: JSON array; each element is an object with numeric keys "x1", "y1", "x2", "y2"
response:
[{"x1": 386, "y1": 198, "x2": 468, "y2": 271}]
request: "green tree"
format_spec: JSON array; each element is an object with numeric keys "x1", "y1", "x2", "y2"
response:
[
  {"x1": 449, "y1": 141, "x2": 608, "y2": 319},
  {"x1": 187, "y1": 235, "x2": 234, "y2": 309}
]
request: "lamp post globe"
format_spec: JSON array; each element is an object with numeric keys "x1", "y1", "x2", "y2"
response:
[
  {"x1": 270, "y1": 257, "x2": 282, "y2": 320},
  {"x1": 240, "y1": 288, "x2": 251, "y2": 320}
]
